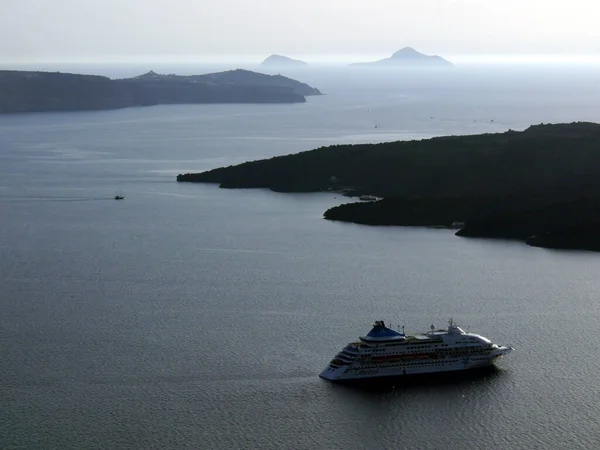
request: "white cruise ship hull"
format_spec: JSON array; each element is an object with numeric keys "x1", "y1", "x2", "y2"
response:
[{"x1": 320, "y1": 346, "x2": 512, "y2": 382}]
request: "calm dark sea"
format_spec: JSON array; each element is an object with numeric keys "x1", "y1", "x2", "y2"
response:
[{"x1": 2, "y1": 65, "x2": 600, "y2": 449}]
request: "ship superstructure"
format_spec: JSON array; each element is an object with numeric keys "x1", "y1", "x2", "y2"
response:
[{"x1": 320, "y1": 319, "x2": 512, "y2": 382}]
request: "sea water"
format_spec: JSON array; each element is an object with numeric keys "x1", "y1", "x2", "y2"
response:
[{"x1": 1, "y1": 64, "x2": 600, "y2": 449}]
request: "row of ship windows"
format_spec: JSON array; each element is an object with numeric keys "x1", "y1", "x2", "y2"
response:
[
  {"x1": 356, "y1": 354, "x2": 491, "y2": 367},
  {"x1": 335, "y1": 355, "x2": 491, "y2": 370},
  {"x1": 355, "y1": 362, "x2": 460, "y2": 369},
  {"x1": 352, "y1": 351, "x2": 490, "y2": 363},
  {"x1": 368, "y1": 346, "x2": 485, "y2": 354},
  {"x1": 371, "y1": 344, "x2": 464, "y2": 352}
]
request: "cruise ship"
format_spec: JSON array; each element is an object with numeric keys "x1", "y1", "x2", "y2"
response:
[{"x1": 319, "y1": 319, "x2": 513, "y2": 382}]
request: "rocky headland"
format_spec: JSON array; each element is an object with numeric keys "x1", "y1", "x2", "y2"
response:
[
  {"x1": 178, "y1": 122, "x2": 600, "y2": 251},
  {"x1": 0, "y1": 69, "x2": 322, "y2": 114}
]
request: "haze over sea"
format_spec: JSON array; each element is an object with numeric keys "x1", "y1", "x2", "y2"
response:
[{"x1": 2, "y1": 63, "x2": 600, "y2": 449}]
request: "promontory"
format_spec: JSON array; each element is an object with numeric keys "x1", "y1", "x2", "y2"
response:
[
  {"x1": 178, "y1": 122, "x2": 600, "y2": 251},
  {"x1": 0, "y1": 69, "x2": 322, "y2": 114}
]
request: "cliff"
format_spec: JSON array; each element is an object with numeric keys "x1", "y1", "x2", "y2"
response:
[{"x1": 0, "y1": 69, "x2": 322, "y2": 114}]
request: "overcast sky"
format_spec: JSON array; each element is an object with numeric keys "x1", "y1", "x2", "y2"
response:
[{"x1": 2, "y1": 0, "x2": 600, "y2": 63}]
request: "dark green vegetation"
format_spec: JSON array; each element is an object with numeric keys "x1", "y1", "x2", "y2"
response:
[
  {"x1": 0, "y1": 69, "x2": 322, "y2": 114},
  {"x1": 178, "y1": 122, "x2": 600, "y2": 251}
]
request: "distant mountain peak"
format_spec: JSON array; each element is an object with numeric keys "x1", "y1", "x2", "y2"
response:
[
  {"x1": 391, "y1": 47, "x2": 421, "y2": 57},
  {"x1": 135, "y1": 70, "x2": 161, "y2": 78},
  {"x1": 261, "y1": 55, "x2": 308, "y2": 67},
  {"x1": 351, "y1": 48, "x2": 453, "y2": 68}
]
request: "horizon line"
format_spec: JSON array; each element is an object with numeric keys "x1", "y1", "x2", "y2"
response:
[{"x1": 2, "y1": 53, "x2": 600, "y2": 66}]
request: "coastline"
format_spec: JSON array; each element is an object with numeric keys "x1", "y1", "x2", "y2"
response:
[{"x1": 177, "y1": 122, "x2": 600, "y2": 252}]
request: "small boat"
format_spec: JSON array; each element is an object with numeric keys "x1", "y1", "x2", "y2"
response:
[
  {"x1": 114, "y1": 191, "x2": 125, "y2": 200},
  {"x1": 359, "y1": 195, "x2": 377, "y2": 201}
]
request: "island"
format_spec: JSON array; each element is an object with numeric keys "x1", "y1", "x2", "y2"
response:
[
  {"x1": 0, "y1": 69, "x2": 322, "y2": 114},
  {"x1": 350, "y1": 47, "x2": 453, "y2": 68},
  {"x1": 178, "y1": 122, "x2": 600, "y2": 251},
  {"x1": 260, "y1": 55, "x2": 309, "y2": 67}
]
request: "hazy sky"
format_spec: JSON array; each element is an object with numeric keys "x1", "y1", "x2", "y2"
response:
[{"x1": 2, "y1": 0, "x2": 600, "y2": 63}]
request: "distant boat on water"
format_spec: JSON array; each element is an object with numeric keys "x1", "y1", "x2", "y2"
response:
[
  {"x1": 114, "y1": 191, "x2": 125, "y2": 200},
  {"x1": 359, "y1": 195, "x2": 377, "y2": 201}
]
